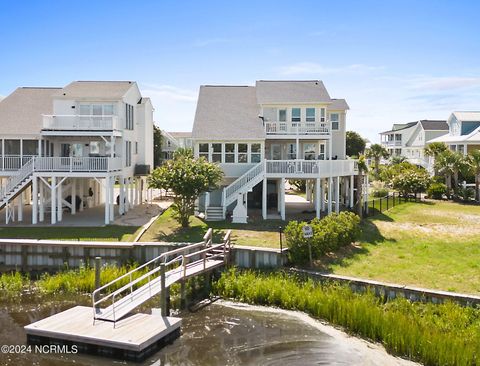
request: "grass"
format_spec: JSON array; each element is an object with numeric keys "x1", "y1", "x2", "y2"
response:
[
  {"x1": 0, "y1": 225, "x2": 141, "y2": 241},
  {"x1": 324, "y1": 200, "x2": 480, "y2": 295},
  {"x1": 140, "y1": 207, "x2": 282, "y2": 248},
  {"x1": 213, "y1": 268, "x2": 480, "y2": 366}
]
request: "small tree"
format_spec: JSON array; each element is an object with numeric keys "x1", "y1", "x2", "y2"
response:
[
  {"x1": 365, "y1": 143, "x2": 389, "y2": 178},
  {"x1": 148, "y1": 148, "x2": 223, "y2": 227},
  {"x1": 346, "y1": 131, "x2": 366, "y2": 157},
  {"x1": 391, "y1": 169, "x2": 430, "y2": 197},
  {"x1": 153, "y1": 125, "x2": 163, "y2": 167}
]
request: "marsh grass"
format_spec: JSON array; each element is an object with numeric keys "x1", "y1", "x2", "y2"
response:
[
  {"x1": 0, "y1": 271, "x2": 30, "y2": 298},
  {"x1": 213, "y1": 268, "x2": 480, "y2": 366}
]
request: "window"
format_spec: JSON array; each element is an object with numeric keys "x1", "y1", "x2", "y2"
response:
[
  {"x1": 125, "y1": 104, "x2": 134, "y2": 130},
  {"x1": 304, "y1": 143, "x2": 316, "y2": 160},
  {"x1": 238, "y1": 143, "x2": 248, "y2": 163},
  {"x1": 79, "y1": 105, "x2": 90, "y2": 115},
  {"x1": 23, "y1": 140, "x2": 38, "y2": 155},
  {"x1": 212, "y1": 143, "x2": 222, "y2": 163},
  {"x1": 306, "y1": 108, "x2": 315, "y2": 122},
  {"x1": 4, "y1": 140, "x2": 20, "y2": 155},
  {"x1": 90, "y1": 141, "x2": 100, "y2": 155},
  {"x1": 330, "y1": 113, "x2": 339, "y2": 130},
  {"x1": 72, "y1": 143, "x2": 83, "y2": 157},
  {"x1": 251, "y1": 143, "x2": 261, "y2": 163},
  {"x1": 320, "y1": 108, "x2": 326, "y2": 122},
  {"x1": 287, "y1": 143, "x2": 296, "y2": 160},
  {"x1": 458, "y1": 145, "x2": 465, "y2": 154},
  {"x1": 103, "y1": 104, "x2": 114, "y2": 115},
  {"x1": 106, "y1": 141, "x2": 114, "y2": 157},
  {"x1": 135, "y1": 142, "x2": 138, "y2": 154},
  {"x1": 279, "y1": 109, "x2": 287, "y2": 122},
  {"x1": 61, "y1": 144, "x2": 70, "y2": 157},
  {"x1": 291, "y1": 108, "x2": 301, "y2": 122},
  {"x1": 125, "y1": 141, "x2": 132, "y2": 166},
  {"x1": 319, "y1": 144, "x2": 326, "y2": 160},
  {"x1": 225, "y1": 144, "x2": 235, "y2": 163},
  {"x1": 199, "y1": 143, "x2": 209, "y2": 160}
]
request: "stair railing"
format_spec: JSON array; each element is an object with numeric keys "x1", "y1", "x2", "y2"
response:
[
  {"x1": 0, "y1": 157, "x2": 35, "y2": 203},
  {"x1": 224, "y1": 161, "x2": 264, "y2": 207}
]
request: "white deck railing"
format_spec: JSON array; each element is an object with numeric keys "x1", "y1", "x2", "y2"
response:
[
  {"x1": 0, "y1": 155, "x2": 36, "y2": 171},
  {"x1": 223, "y1": 162, "x2": 264, "y2": 206},
  {"x1": 265, "y1": 121, "x2": 329, "y2": 135},
  {"x1": 266, "y1": 159, "x2": 358, "y2": 177},
  {"x1": 33, "y1": 157, "x2": 122, "y2": 172},
  {"x1": 42, "y1": 115, "x2": 119, "y2": 130}
]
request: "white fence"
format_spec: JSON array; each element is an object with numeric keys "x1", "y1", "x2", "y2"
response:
[
  {"x1": 43, "y1": 115, "x2": 119, "y2": 130},
  {"x1": 33, "y1": 157, "x2": 122, "y2": 172},
  {"x1": 0, "y1": 155, "x2": 36, "y2": 171}
]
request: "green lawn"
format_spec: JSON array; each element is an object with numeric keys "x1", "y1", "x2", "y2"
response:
[
  {"x1": 139, "y1": 208, "x2": 282, "y2": 248},
  {"x1": 0, "y1": 225, "x2": 141, "y2": 241},
  {"x1": 324, "y1": 200, "x2": 480, "y2": 295}
]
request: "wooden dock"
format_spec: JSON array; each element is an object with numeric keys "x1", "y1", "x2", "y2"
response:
[{"x1": 25, "y1": 306, "x2": 182, "y2": 361}]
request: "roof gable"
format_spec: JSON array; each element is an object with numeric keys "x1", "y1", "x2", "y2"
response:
[
  {"x1": 54, "y1": 81, "x2": 136, "y2": 100},
  {"x1": 255, "y1": 80, "x2": 331, "y2": 104}
]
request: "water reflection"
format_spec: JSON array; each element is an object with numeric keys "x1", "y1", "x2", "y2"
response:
[{"x1": 0, "y1": 296, "x2": 413, "y2": 366}]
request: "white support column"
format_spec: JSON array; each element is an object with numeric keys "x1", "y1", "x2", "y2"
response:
[
  {"x1": 71, "y1": 179, "x2": 76, "y2": 215},
  {"x1": 335, "y1": 176, "x2": 340, "y2": 213},
  {"x1": 315, "y1": 178, "x2": 321, "y2": 219},
  {"x1": 51, "y1": 177, "x2": 56, "y2": 225},
  {"x1": 39, "y1": 179, "x2": 44, "y2": 222},
  {"x1": 109, "y1": 176, "x2": 114, "y2": 222},
  {"x1": 57, "y1": 178, "x2": 63, "y2": 222},
  {"x1": 306, "y1": 180, "x2": 312, "y2": 202},
  {"x1": 32, "y1": 176, "x2": 38, "y2": 224},
  {"x1": 320, "y1": 178, "x2": 325, "y2": 211},
  {"x1": 350, "y1": 175, "x2": 355, "y2": 208},
  {"x1": 327, "y1": 177, "x2": 332, "y2": 214},
  {"x1": 104, "y1": 177, "x2": 110, "y2": 225},
  {"x1": 280, "y1": 178, "x2": 286, "y2": 220},
  {"x1": 119, "y1": 177, "x2": 125, "y2": 214},
  {"x1": 134, "y1": 178, "x2": 138, "y2": 206},
  {"x1": 262, "y1": 178, "x2": 267, "y2": 220},
  {"x1": 17, "y1": 193, "x2": 23, "y2": 222}
]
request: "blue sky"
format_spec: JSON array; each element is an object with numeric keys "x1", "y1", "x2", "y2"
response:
[{"x1": 1, "y1": 0, "x2": 479, "y2": 142}]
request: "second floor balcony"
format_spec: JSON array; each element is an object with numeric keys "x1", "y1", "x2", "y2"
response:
[
  {"x1": 381, "y1": 140, "x2": 402, "y2": 147},
  {"x1": 265, "y1": 121, "x2": 329, "y2": 137},
  {"x1": 42, "y1": 115, "x2": 119, "y2": 131}
]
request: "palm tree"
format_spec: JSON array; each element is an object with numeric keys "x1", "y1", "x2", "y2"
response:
[
  {"x1": 356, "y1": 155, "x2": 368, "y2": 218},
  {"x1": 424, "y1": 142, "x2": 447, "y2": 176},
  {"x1": 468, "y1": 150, "x2": 480, "y2": 201},
  {"x1": 390, "y1": 155, "x2": 406, "y2": 165},
  {"x1": 365, "y1": 144, "x2": 389, "y2": 177},
  {"x1": 434, "y1": 150, "x2": 457, "y2": 198}
]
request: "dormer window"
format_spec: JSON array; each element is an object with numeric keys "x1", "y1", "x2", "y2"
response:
[
  {"x1": 306, "y1": 108, "x2": 315, "y2": 122},
  {"x1": 291, "y1": 108, "x2": 301, "y2": 122}
]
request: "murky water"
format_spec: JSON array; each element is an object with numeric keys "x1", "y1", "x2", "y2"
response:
[{"x1": 0, "y1": 295, "x2": 415, "y2": 366}]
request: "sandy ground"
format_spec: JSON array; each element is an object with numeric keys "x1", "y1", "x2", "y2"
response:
[
  {"x1": 219, "y1": 300, "x2": 420, "y2": 366},
  {"x1": 113, "y1": 199, "x2": 172, "y2": 227}
]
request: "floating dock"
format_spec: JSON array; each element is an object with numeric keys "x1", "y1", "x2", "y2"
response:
[{"x1": 24, "y1": 306, "x2": 182, "y2": 361}]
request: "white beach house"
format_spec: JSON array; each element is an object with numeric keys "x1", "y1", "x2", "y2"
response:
[
  {"x1": 190, "y1": 80, "x2": 360, "y2": 223},
  {"x1": 0, "y1": 81, "x2": 154, "y2": 225}
]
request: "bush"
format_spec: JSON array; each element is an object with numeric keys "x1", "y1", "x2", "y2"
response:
[
  {"x1": 391, "y1": 169, "x2": 431, "y2": 197},
  {"x1": 284, "y1": 212, "x2": 361, "y2": 264},
  {"x1": 372, "y1": 188, "x2": 389, "y2": 198},
  {"x1": 454, "y1": 187, "x2": 475, "y2": 202},
  {"x1": 427, "y1": 182, "x2": 447, "y2": 200}
]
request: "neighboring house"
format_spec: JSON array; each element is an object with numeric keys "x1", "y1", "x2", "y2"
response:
[
  {"x1": 161, "y1": 131, "x2": 192, "y2": 160},
  {"x1": 428, "y1": 112, "x2": 480, "y2": 155},
  {"x1": 191, "y1": 80, "x2": 360, "y2": 223},
  {"x1": 380, "y1": 120, "x2": 448, "y2": 167},
  {"x1": 0, "y1": 81, "x2": 154, "y2": 225}
]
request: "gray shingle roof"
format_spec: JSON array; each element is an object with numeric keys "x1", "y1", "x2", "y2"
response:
[
  {"x1": 0, "y1": 87, "x2": 61, "y2": 136},
  {"x1": 419, "y1": 120, "x2": 448, "y2": 130},
  {"x1": 54, "y1": 81, "x2": 135, "y2": 99},
  {"x1": 192, "y1": 86, "x2": 264, "y2": 140},
  {"x1": 255, "y1": 80, "x2": 331, "y2": 104},
  {"x1": 169, "y1": 132, "x2": 192, "y2": 138},
  {"x1": 380, "y1": 122, "x2": 417, "y2": 134},
  {"x1": 329, "y1": 98, "x2": 350, "y2": 110},
  {"x1": 452, "y1": 111, "x2": 480, "y2": 122}
]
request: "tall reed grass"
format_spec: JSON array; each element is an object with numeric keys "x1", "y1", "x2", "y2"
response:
[
  {"x1": 0, "y1": 271, "x2": 29, "y2": 298},
  {"x1": 213, "y1": 268, "x2": 480, "y2": 366}
]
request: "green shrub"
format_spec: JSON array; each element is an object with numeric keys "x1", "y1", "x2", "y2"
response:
[
  {"x1": 455, "y1": 187, "x2": 475, "y2": 202},
  {"x1": 213, "y1": 269, "x2": 480, "y2": 366},
  {"x1": 284, "y1": 212, "x2": 361, "y2": 264},
  {"x1": 0, "y1": 271, "x2": 29, "y2": 298},
  {"x1": 427, "y1": 182, "x2": 447, "y2": 199},
  {"x1": 372, "y1": 188, "x2": 389, "y2": 197}
]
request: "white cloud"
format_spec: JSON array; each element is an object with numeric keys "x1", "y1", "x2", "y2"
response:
[
  {"x1": 139, "y1": 84, "x2": 198, "y2": 132},
  {"x1": 408, "y1": 76, "x2": 480, "y2": 91},
  {"x1": 277, "y1": 62, "x2": 383, "y2": 76}
]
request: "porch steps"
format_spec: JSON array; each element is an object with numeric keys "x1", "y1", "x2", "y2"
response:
[{"x1": 206, "y1": 206, "x2": 224, "y2": 221}]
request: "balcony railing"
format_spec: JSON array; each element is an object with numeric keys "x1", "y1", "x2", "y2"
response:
[
  {"x1": 381, "y1": 140, "x2": 402, "y2": 147},
  {"x1": 42, "y1": 115, "x2": 119, "y2": 131},
  {"x1": 0, "y1": 155, "x2": 122, "y2": 172},
  {"x1": 265, "y1": 121, "x2": 329, "y2": 136},
  {"x1": 266, "y1": 159, "x2": 358, "y2": 177}
]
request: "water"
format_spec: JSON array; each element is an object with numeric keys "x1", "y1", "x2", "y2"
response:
[{"x1": 0, "y1": 295, "x2": 414, "y2": 366}]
